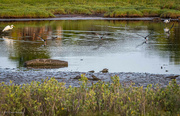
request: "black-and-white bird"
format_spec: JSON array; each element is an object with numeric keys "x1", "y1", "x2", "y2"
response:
[
  {"x1": 136, "y1": 33, "x2": 152, "y2": 41},
  {"x1": 164, "y1": 18, "x2": 171, "y2": 23},
  {"x1": 38, "y1": 36, "x2": 46, "y2": 42},
  {"x1": 2, "y1": 25, "x2": 15, "y2": 32},
  {"x1": 38, "y1": 36, "x2": 47, "y2": 46},
  {"x1": 164, "y1": 23, "x2": 174, "y2": 33},
  {"x1": 96, "y1": 33, "x2": 104, "y2": 40}
]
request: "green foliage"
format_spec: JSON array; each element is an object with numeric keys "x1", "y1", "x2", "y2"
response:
[{"x1": 0, "y1": 76, "x2": 179, "y2": 115}]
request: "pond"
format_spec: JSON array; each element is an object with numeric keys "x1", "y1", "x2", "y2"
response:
[{"x1": 0, "y1": 19, "x2": 180, "y2": 74}]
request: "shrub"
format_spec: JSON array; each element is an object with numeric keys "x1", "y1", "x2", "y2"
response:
[{"x1": 0, "y1": 75, "x2": 179, "y2": 115}]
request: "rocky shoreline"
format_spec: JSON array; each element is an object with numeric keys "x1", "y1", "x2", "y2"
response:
[{"x1": 0, "y1": 68, "x2": 179, "y2": 88}]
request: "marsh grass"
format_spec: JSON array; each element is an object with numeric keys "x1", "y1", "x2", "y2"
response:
[
  {"x1": 0, "y1": 0, "x2": 180, "y2": 18},
  {"x1": 139, "y1": 8, "x2": 161, "y2": 17},
  {"x1": 160, "y1": 10, "x2": 180, "y2": 18},
  {"x1": 62, "y1": 6, "x2": 91, "y2": 15},
  {"x1": 0, "y1": 4, "x2": 54, "y2": 18},
  {"x1": 0, "y1": 75, "x2": 179, "y2": 115},
  {"x1": 45, "y1": 6, "x2": 66, "y2": 15},
  {"x1": 106, "y1": 8, "x2": 143, "y2": 17}
]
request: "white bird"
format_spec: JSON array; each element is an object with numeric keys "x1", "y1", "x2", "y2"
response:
[
  {"x1": 2, "y1": 25, "x2": 14, "y2": 32},
  {"x1": 164, "y1": 18, "x2": 171, "y2": 23}
]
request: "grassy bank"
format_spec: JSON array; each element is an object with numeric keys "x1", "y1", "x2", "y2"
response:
[
  {"x1": 0, "y1": 0, "x2": 180, "y2": 18},
  {"x1": 0, "y1": 75, "x2": 179, "y2": 115}
]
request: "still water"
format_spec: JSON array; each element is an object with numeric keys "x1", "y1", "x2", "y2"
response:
[{"x1": 0, "y1": 19, "x2": 180, "y2": 74}]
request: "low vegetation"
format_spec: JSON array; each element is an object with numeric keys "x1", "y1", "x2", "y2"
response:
[
  {"x1": 0, "y1": 75, "x2": 179, "y2": 115},
  {"x1": 0, "y1": 0, "x2": 180, "y2": 18}
]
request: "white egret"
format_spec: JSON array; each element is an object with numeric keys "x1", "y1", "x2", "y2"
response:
[
  {"x1": 2, "y1": 25, "x2": 14, "y2": 32},
  {"x1": 164, "y1": 18, "x2": 171, "y2": 23}
]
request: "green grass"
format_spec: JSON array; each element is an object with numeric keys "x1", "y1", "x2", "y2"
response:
[
  {"x1": 0, "y1": 0, "x2": 180, "y2": 18},
  {"x1": 62, "y1": 6, "x2": 92, "y2": 15},
  {"x1": 0, "y1": 3, "x2": 54, "y2": 18},
  {"x1": 0, "y1": 75, "x2": 179, "y2": 115},
  {"x1": 160, "y1": 9, "x2": 180, "y2": 18},
  {"x1": 139, "y1": 8, "x2": 161, "y2": 17}
]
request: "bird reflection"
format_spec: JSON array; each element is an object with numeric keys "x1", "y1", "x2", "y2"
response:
[
  {"x1": 164, "y1": 27, "x2": 169, "y2": 33},
  {"x1": 41, "y1": 41, "x2": 47, "y2": 47},
  {"x1": 136, "y1": 41, "x2": 147, "y2": 48},
  {"x1": 92, "y1": 42, "x2": 103, "y2": 50},
  {"x1": 1, "y1": 36, "x2": 14, "y2": 49},
  {"x1": 164, "y1": 23, "x2": 174, "y2": 38},
  {"x1": 164, "y1": 23, "x2": 174, "y2": 34},
  {"x1": 93, "y1": 42, "x2": 110, "y2": 50}
]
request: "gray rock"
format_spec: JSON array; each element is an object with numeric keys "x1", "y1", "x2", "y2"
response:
[
  {"x1": 166, "y1": 75, "x2": 179, "y2": 79},
  {"x1": 89, "y1": 70, "x2": 95, "y2": 73},
  {"x1": 101, "y1": 68, "x2": 108, "y2": 73},
  {"x1": 90, "y1": 75, "x2": 101, "y2": 81},
  {"x1": 73, "y1": 75, "x2": 81, "y2": 79}
]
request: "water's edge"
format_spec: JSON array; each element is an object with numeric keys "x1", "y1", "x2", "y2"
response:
[{"x1": 0, "y1": 16, "x2": 179, "y2": 21}]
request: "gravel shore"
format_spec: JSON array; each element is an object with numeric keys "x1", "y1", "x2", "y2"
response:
[{"x1": 0, "y1": 68, "x2": 179, "y2": 87}]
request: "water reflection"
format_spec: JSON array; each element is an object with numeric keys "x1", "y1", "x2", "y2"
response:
[
  {"x1": 0, "y1": 20, "x2": 180, "y2": 74},
  {"x1": 136, "y1": 41, "x2": 147, "y2": 48}
]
